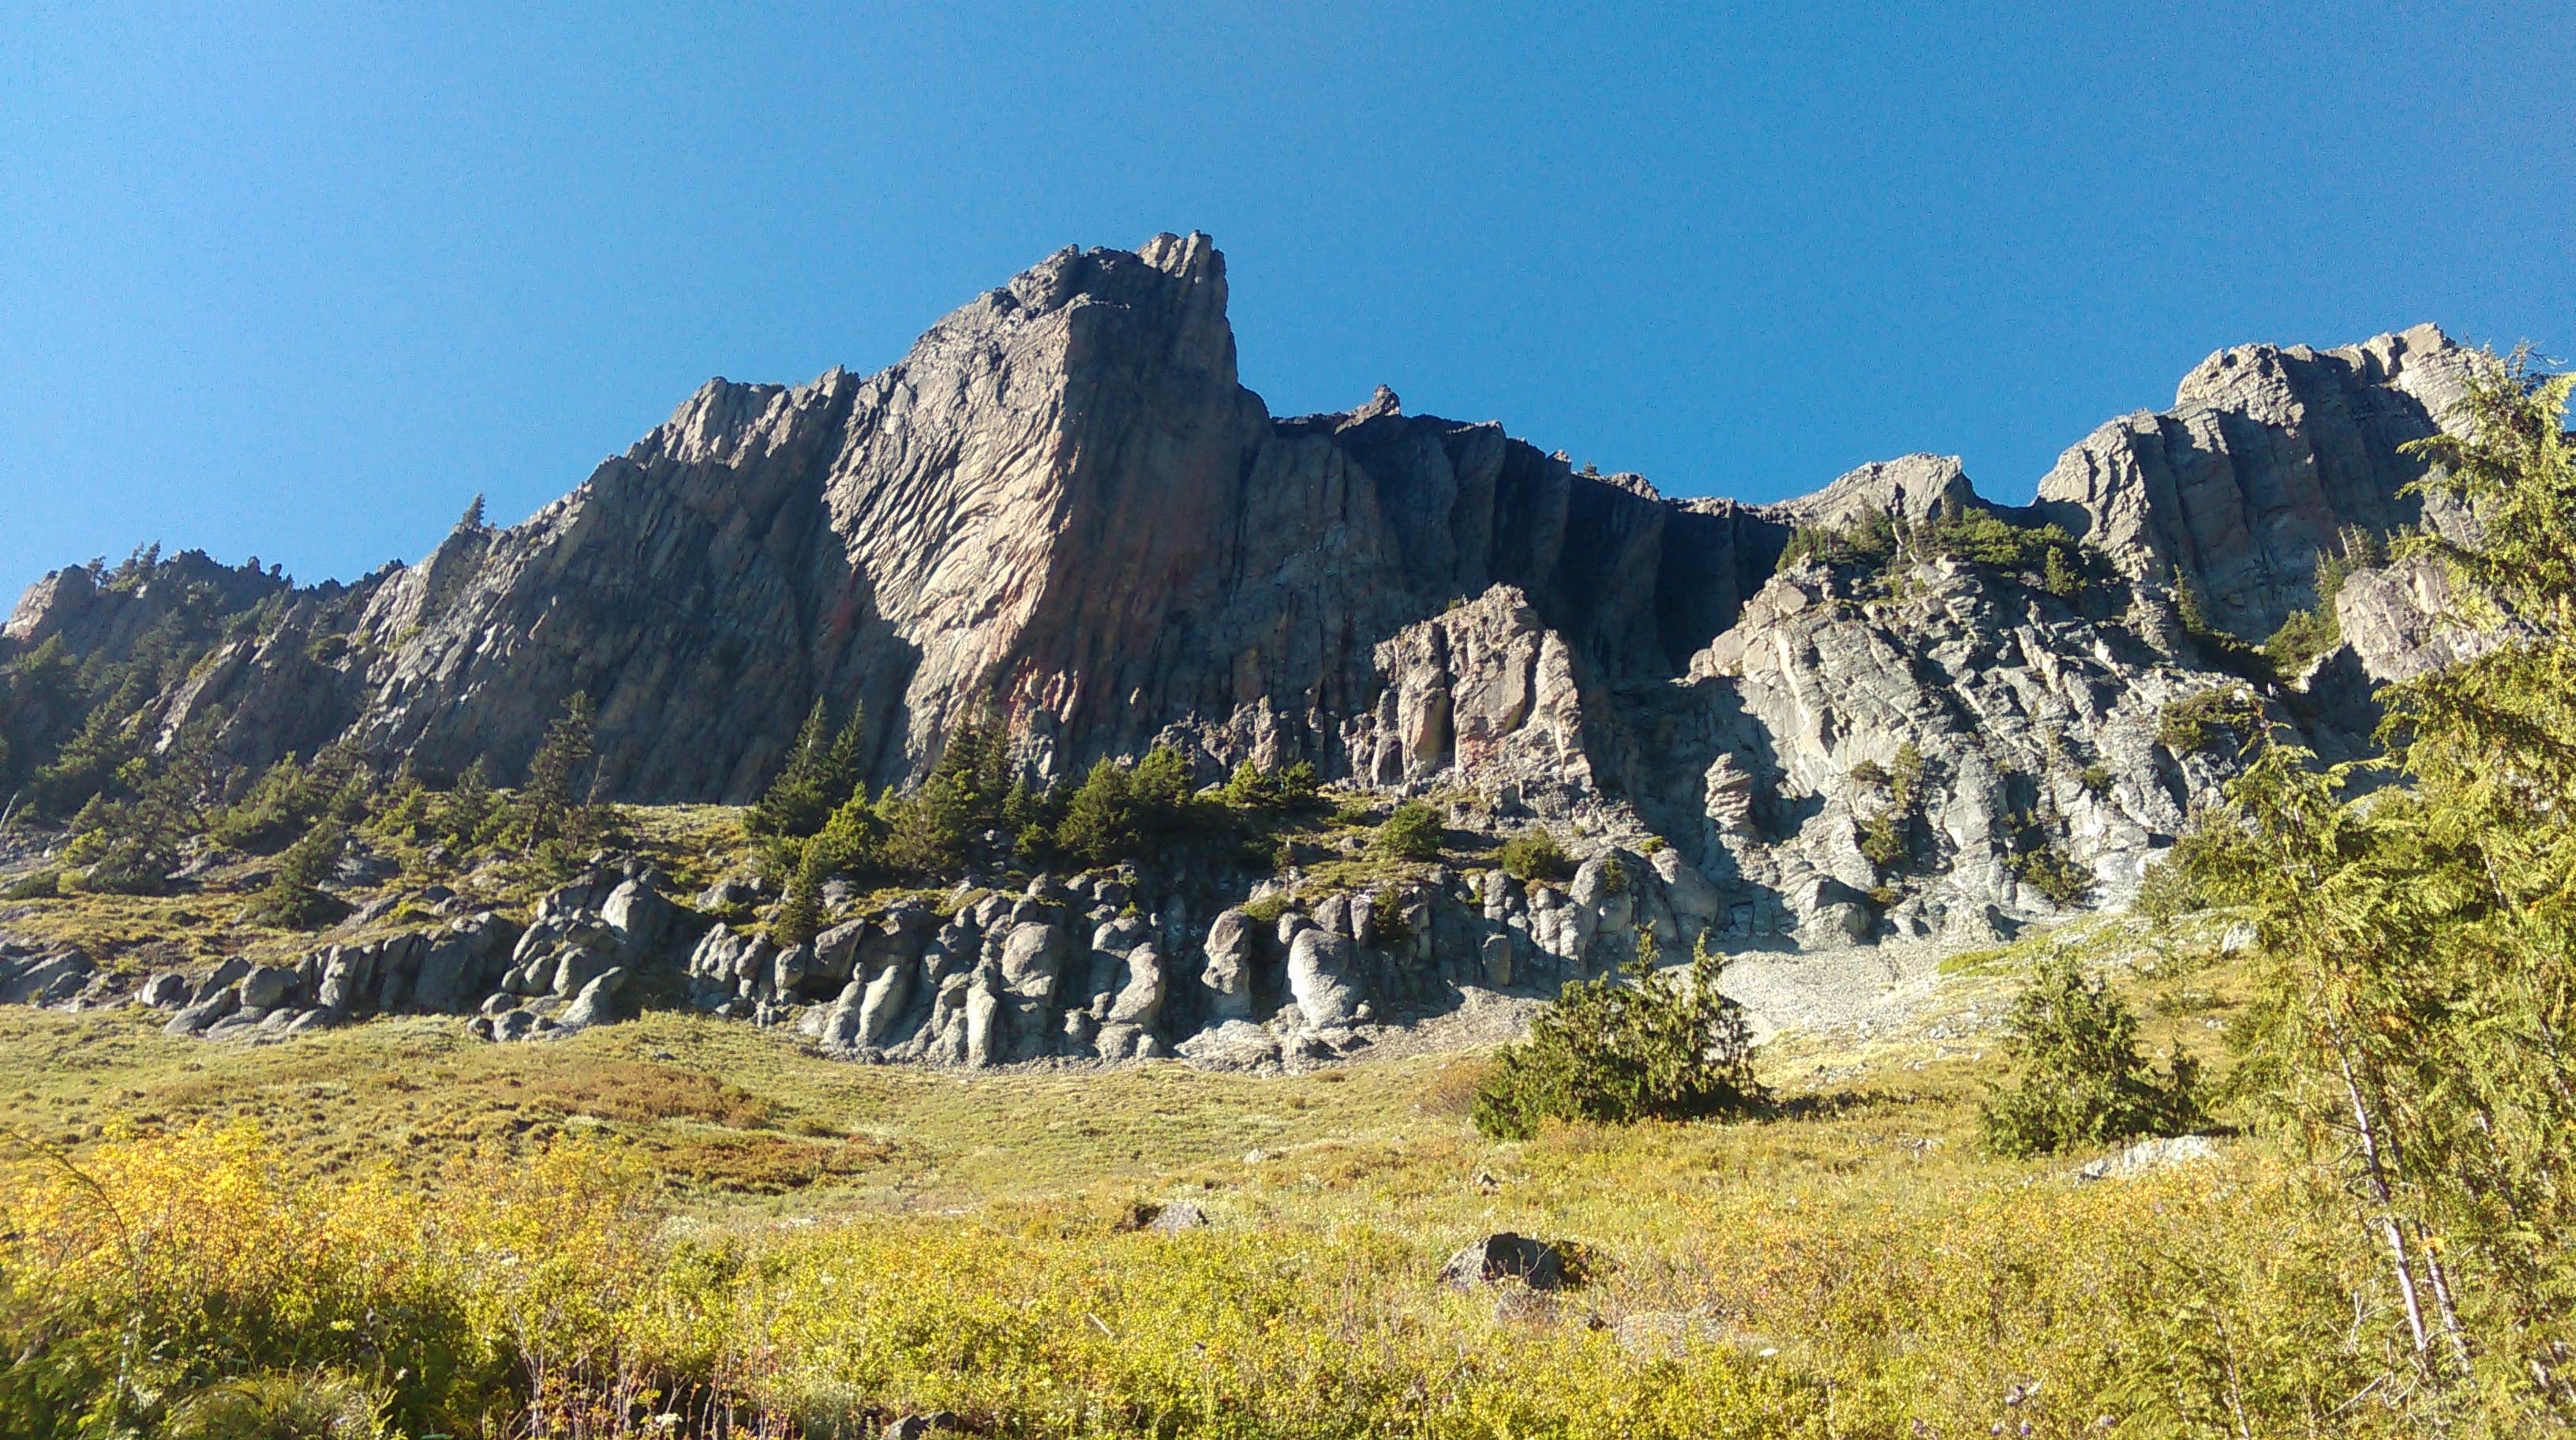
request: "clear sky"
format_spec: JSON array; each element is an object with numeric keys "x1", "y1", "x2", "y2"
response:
[{"x1": 2, "y1": 2, "x2": 2567, "y2": 597}]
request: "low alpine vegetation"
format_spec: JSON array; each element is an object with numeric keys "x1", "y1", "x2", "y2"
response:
[
  {"x1": 1496, "y1": 826, "x2": 1572, "y2": 882},
  {"x1": 1979, "y1": 952, "x2": 2202, "y2": 1157},
  {"x1": 1777, "y1": 502, "x2": 2091, "y2": 597},
  {"x1": 1472, "y1": 925, "x2": 1763, "y2": 1139}
]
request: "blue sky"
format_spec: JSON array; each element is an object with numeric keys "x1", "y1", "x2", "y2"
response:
[{"x1": 2, "y1": 2, "x2": 2567, "y2": 596}]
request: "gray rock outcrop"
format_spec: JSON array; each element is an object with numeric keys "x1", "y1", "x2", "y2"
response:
[
  {"x1": 0, "y1": 233, "x2": 2495, "y2": 1011},
  {"x1": 2033, "y1": 324, "x2": 2484, "y2": 639}
]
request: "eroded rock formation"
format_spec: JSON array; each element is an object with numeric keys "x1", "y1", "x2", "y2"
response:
[{"x1": 2, "y1": 232, "x2": 2492, "y2": 962}]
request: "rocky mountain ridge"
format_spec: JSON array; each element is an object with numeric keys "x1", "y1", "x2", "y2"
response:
[{"x1": 2, "y1": 234, "x2": 2490, "y2": 958}]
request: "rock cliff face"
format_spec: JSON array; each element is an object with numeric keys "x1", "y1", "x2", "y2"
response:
[
  {"x1": 3, "y1": 233, "x2": 2485, "y2": 950},
  {"x1": 2032, "y1": 324, "x2": 2481, "y2": 639}
]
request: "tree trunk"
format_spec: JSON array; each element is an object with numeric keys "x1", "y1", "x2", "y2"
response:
[{"x1": 2337, "y1": 1041, "x2": 2433, "y2": 1360}]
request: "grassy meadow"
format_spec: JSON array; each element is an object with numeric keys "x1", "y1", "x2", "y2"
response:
[{"x1": 0, "y1": 905, "x2": 2479, "y2": 1439}]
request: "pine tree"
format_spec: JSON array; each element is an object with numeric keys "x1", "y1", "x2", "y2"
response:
[
  {"x1": 2182, "y1": 350, "x2": 2576, "y2": 1406},
  {"x1": 747, "y1": 699, "x2": 836, "y2": 838},
  {"x1": 1051, "y1": 756, "x2": 1136, "y2": 868},
  {"x1": 253, "y1": 816, "x2": 343, "y2": 928},
  {"x1": 436, "y1": 758, "x2": 497, "y2": 851},
  {"x1": 1978, "y1": 955, "x2": 2200, "y2": 1156},
  {"x1": 460, "y1": 493, "x2": 487, "y2": 530},
  {"x1": 511, "y1": 692, "x2": 597, "y2": 861},
  {"x1": 1471, "y1": 924, "x2": 1763, "y2": 1139},
  {"x1": 769, "y1": 840, "x2": 828, "y2": 947}
]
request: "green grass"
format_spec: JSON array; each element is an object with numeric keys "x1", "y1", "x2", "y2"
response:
[{"x1": 0, "y1": 892, "x2": 2463, "y2": 1437}]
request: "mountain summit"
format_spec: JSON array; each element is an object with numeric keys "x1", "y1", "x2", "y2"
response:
[{"x1": 2, "y1": 234, "x2": 2485, "y2": 942}]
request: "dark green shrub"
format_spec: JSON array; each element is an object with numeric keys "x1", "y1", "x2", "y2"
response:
[
  {"x1": 1497, "y1": 827, "x2": 1572, "y2": 883},
  {"x1": 2157, "y1": 687, "x2": 2265, "y2": 756},
  {"x1": 1048, "y1": 745, "x2": 1206, "y2": 869},
  {"x1": 2130, "y1": 849, "x2": 2203, "y2": 926},
  {"x1": 1052, "y1": 757, "x2": 1139, "y2": 868},
  {"x1": 2009, "y1": 841, "x2": 2095, "y2": 908},
  {"x1": 1979, "y1": 955, "x2": 2201, "y2": 1157},
  {"x1": 1238, "y1": 892, "x2": 1290, "y2": 928},
  {"x1": 2259, "y1": 527, "x2": 2381, "y2": 674},
  {"x1": 1775, "y1": 510, "x2": 1898, "y2": 574},
  {"x1": 1857, "y1": 808, "x2": 1906, "y2": 868},
  {"x1": 1919, "y1": 510, "x2": 2087, "y2": 593},
  {"x1": 1219, "y1": 759, "x2": 1320, "y2": 811},
  {"x1": 1472, "y1": 927, "x2": 1764, "y2": 1140},
  {"x1": 1371, "y1": 801, "x2": 1444, "y2": 861},
  {"x1": 502, "y1": 693, "x2": 610, "y2": 873},
  {"x1": 2260, "y1": 605, "x2": 2339, "y2": 674},
  {"x1": 1856, "y1": 741, "x2": 1927, "y2": 872},
  {"x1": 875, "y1": 715, "x2": 1015, "y2": 876},
  {"x1": 250, "y1": 818, "x2": 344, "y2": 928},
  {"x1": 435, "y1": 759, "x2": 498, "y2": 851}
]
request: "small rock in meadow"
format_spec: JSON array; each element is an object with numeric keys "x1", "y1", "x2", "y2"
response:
[
  {"x1": 1145, "y1": 1201, "x2": 1208, "y2": 1233},
  {"x1": 2073, "y1": 1134, "x2": 2218, "y2": 1181},
  {"x1": 1440, "y1": 1232, "x2": 1565, "y2": 1292}
]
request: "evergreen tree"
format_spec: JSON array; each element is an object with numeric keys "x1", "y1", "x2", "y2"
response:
[
  {"x1": 1472, "y1": 924, "x2": 1762, "y2": 1139},
  {"x1": 1977, "y1": 954, "x2": 2200, "y2": 1157},
  {"x1": 1052, "y1": 756, "x2": 1137, "y2": 868},
  {"x1": 509, "y1": 693, "x2": 601, "y2": 864},
  {"x1": 252, "y1": 817, "x2": 343, "y2": 928},
  {"x1": 1371, "y1": 800, "x2": 1445, "y2": 861},
  {"x1": 59, "y1": 728, "x2": 224, "y2": 893},
  {"x1": 747, "y1": 700, "x2": 834, "y2": 838},
  {"x1": 878, "y1": 713, "x2": 1013, "y2": 876},
  {"x1": 436, "y1": 758, "x2": 498, "y2": 851},
  {"x1": 769, "y1": 840, "x2": 829, "y2": 947},
  {"x1": 2182, "y1": 350, "x2": 2576, "y2": 1408}
]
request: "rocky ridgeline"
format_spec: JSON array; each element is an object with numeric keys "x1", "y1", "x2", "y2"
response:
[
  {"x1": 0, "y1": 231, "x2": 2496, "y2": 964},
  {"x1": 1, "y1": 842, "x2": 1735, "y2": 1069},
  {"x1": 710, "y1": 844, "x2": 1724, "y2": 1069},
  {"x1": 0, "y1": 862, "x2": 681, "y2": 1045}
]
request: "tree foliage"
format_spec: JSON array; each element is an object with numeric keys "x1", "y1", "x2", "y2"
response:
[
  {"x1": 1978, "y1": 954, "x2": 2200, "y2": 1157},
  {"x1": 249, "y1": 817, "x2": 345, "y2": 928},
  {"x1": 1471, "y1": 925, "x2": 1764, "y2": 1139},
  {"x1": 1219, "y1": 758, "x2": 1320, "y2": 811},
  {"x1": 1050, "y1": 744, "x2": 1204, "y2": 869},
  {"x1": 1777, "y1": 504, "x2": 2089, "y2": 596},
  {"x1": 1497, "y1": 827, "x2": 1573, "y2": 883},
  {"x1": 746, "y1": 699, "x2": 866, "y2": 839},
  {"x1": 2156, "y1": 685, "x2": 2264, "y2": 756},
  {"x1": 1370, "y1": 800, "x2": 1444, "y2": 861},
  {"x1": 503, "y1": 693, "x2": 612, "y2": 872},
  {"x1": 2181, "y1": 349, "x2": 2576, "y2": 1413}
]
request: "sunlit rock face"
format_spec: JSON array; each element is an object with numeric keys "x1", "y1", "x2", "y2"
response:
[{"x1": 3, "y1": 232, "x2": 2481, "y2": 941}]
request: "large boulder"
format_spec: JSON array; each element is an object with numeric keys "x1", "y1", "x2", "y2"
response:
[
  {"x1": 1199, "y1": 908, "x2": 1256, "y2": 1021},
  {"x1": 1439, "y1": 1233, "x2": 1566, "y2": 1292},
  {"x1": 1286, "y1": 928, "x2": 1362, "y2": 1030}
]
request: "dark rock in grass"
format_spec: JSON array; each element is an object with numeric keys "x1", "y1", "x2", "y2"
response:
[
  {"x1": 138, "y1": 972, "x2": 191, "y2": 1009},
  {"x1": 0, "y1": 951, "x2": 95, "y2": 1006},
  {"x1": 556, "y1": 967, "x2": 629, "y2": 1031},
  {"x1": 1440, "y1": 1232, "x2": 1565, "y2": 1292},
  {"x1": 882, "y1": 1414, "x2": 966, "y2": 1440},
  {"x1": 164, "y1": 988, "x2": 239, "y2": 1037}
]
